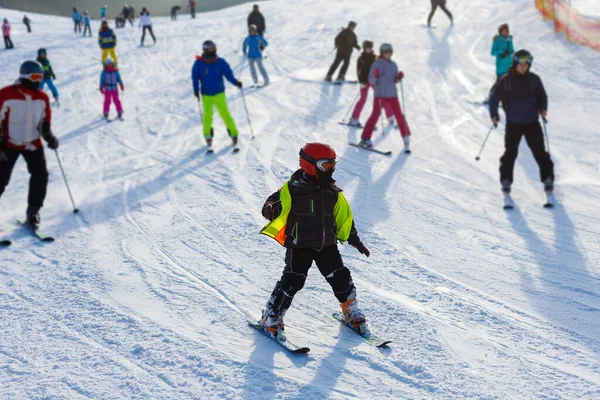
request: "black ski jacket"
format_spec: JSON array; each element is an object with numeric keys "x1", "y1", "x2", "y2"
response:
[
  {"x1": 248, "y1": 11, "x2": 266, "y2": 33},
  {"x1": 334, "y1": 28, "x2": 360, "y2": 55},
  {"x1": 357, "y1": 52, "x2": 376, "y2": 84}
]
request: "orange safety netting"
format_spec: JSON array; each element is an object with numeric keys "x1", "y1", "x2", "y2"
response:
[{"x1": 535, "y1": 0, "x2": 600, "y2": 51}]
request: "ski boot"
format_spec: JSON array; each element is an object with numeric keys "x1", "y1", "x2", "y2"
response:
[
  {"x1": 261, "y1": 307, "x2": 286, "y2": 341},
  {"x1": 206, "y1": 137, "x2": 214, "y2": 153},
  {"x1": 25, "y1": 207, "x2": 40, "y2": 231},
  {"x1": 543, "y1": 177, "x2": 554, "y2": 194},
  {"x1": 103, "y1": 113, "x2": 109, "y2": 121},
  {"x1": 358, "y1": 139, "x2": 373, "y2": 149},
  {"x1": 348, "y1": 118, "x2": 362, "y2": 128},
  {"x1": 501, "y1": 179, "x2": 512, "y2": 195},
  {"x1": 324, "y1": 74, "x2": 333, "y2": 82},
  {"x1": 117, "y1": 112, "x2": 123, "y2": 121},
  {"x1": 336, "y1": 75, "x2": 345, "y2": 83},
  {"x1": 403, "y1": 135, "x2": 411, "y2": 153},
  {"x1": 387, "y1": 116, "x2": 395, "y2": 126},
  {"x1": 341, "y1": 297, "x2": 368, "y2": 334}
]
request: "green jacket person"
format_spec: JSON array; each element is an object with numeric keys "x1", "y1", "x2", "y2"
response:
[{"x1": 259, "y1": 142, "x2": 371, "y2": 341}]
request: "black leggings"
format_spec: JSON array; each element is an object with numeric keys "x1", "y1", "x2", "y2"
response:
[
  {"x1": 141, "y1": 25, "x2": 156, "y2": 44},
  {"x1": 428, "y1": 0, "x2": 453, "y2": 26},
  {"x1": 3, "y1": 35, "x2": 13, "y2": 49},
  {"x1": 326, "y1": 51, "x2": 352, "y2": 79},
  {"x1": 0, "y1": 147, "x2": 49, "y2": 214},
  {"x1": 74, "y1": 20, "x2": 82, "y2": 33}
]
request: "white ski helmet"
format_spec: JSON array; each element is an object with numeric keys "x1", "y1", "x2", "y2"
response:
[{"x1": 380, "y1": 43, "x2": 393, "y2": 54}]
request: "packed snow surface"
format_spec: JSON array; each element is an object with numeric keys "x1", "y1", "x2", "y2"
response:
[{"x1": 1, "y1": 0, "x2": 599, "y2": 398}]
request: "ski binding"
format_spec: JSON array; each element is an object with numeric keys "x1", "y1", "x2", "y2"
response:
[
  {"x1": 247, "y1": 319, "x2": 310, "y2": 354},
  {"x1": 332, "y1": 312, "x2": 391, "y2": 347}
]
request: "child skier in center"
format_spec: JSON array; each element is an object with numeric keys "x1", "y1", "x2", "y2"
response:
[
  {"x1": 36, "y1": 48, "x2": 59, "y2": 105},
  {"x1": 99, "y1": 58, "x2": 124, "y2": 120},
  {"x1": 259, "y1": 142, "x2": 371, "y2": 341}
]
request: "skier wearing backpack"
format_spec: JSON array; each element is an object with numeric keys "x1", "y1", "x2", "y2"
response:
[
  {"x1": 0, "y1": 61, "x2": 59, "y2": 230},
  {"x1": 359, "y1": 44, "x2": 411, "y2": 152},
  {"x1": 348, "y1": 40, "x2": 393, "y2": 128},
  {"x1": 36, "y1": 48, "x2": 59, "y2": 105},
  {"x1": 243, "y1": 24, "x2": 269, "y2": 86},
  {"x1": 191, "y1": 40, "x2": 243, "y2": 152},
  {"x1": 258, "y1": 142, "x2": 371, "y2": 341},
  {"x1": 485, "y1": 23, "x2": 514, "y2": 103},
  {"x1": 99, "y1": 58, "x2": 124, "y2": 120},
  {"x1": 325, "y1": 21, "x2": 360, "y2": 83},
  {"x1": 489, "y1": 49, "x2": 553, "y2": 196}
]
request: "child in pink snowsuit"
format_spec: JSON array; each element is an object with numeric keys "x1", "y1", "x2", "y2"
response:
[
  {"x1": 359, "y1": 43, "x2": 411, "y2": 152},
  {"x1": 2, "y1": 18, "x2": 14, "y2": 49},
  {"x1": 349, "y1": 40, "x2": 392, "y2": 127},
  {"x1": 99, "y1": 58, "x2": 124, "y2": 119}
]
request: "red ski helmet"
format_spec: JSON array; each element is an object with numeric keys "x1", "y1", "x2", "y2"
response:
[{"x1": 299, "y1": 142, "x2": 337, "y2": 177}]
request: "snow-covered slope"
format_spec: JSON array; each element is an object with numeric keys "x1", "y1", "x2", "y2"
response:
[{"x1": 1, "y1": 1, "x2": 599, "y2": 398}]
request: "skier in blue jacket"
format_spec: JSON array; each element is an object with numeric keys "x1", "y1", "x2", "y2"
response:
[
  {"x1": 485, "y1": 23, "x2": 514, "y2": 103},
  {"x1": 191, "y1": 40, "x2": 243, "y2": 150},
  {"x1": 72, "y1": 7, "x2": 82, "y2": 33},
  {"x1": 243, "y1": 24, "x2": 269, "y2": 86}
]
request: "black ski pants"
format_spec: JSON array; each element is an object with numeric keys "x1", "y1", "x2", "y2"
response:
[
  {"x1": 25, "y1": 23, "x2": 31, "y2": 33},
  {"x1": 3, "y1": 36, "x2": 14, "y2": 49},
  {"x1": 83, "y1": 24, "x2": 92, "y2": 36},
  {"x1": 326, "y1": 51, "x2": 352, "y2": 79},
  {"x1": 141, "y1": 26, "x2": 156, "y2": 45},
  {"x1": 500, "y1": 122, "x2": 554, "y2": 184},
  {"x1": 190, "y1": 7, "x2": 196, "y2": 19},
  {"x1": 428, "y1": 0, "x2": 453, "y2": 26},
  {"x1": 268, "y1": 245, "x2": 356, "y2": 314},
  {"x1": 0, "y1": 147, "x2": 49, "y2": 214},
  {"x1": 171, "y1": 11, "x2": 177, "y2": 21},
  {"x1": 74, "y1": 20, "x2": 82, "y2": 33}
]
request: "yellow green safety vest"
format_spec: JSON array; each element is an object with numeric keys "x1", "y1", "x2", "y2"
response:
[{"x1": 260, "y1": 181, "x2": 354, "y2": 246}]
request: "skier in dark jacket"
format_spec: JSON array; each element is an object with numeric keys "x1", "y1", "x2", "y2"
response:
[
  {"x1": 23, "y1": 15, "x2": 32, "y2": 33},
  {"x1": 247, "y1": 4, "x2": 265, "y2": 36},
  {"x1": 171, "y1": 5, "x2": 181, "y2": 21},
  {"x1": 489, "y1": 49, "x2": 554, "y2": 195},
  {"x1": 258, "y1": 142, "x2": 371, "y2": 341},
  {"x1": 325, "y1": 21, "x2": 360, "y2": 82},
  {"x1": 427, "y1": 0, "x2": 453, "y2": 27}
]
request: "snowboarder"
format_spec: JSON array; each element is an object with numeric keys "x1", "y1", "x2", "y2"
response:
[
  {"x1": 247, "y1": 4, "x2": 265, "y2": 36},
  {"x1": 72, "y1": 7, "x2": 82, "y2": 33},
  {"x1": 485, "y1": 23, "x2": 514, "y2": 103},
  {"x1": 191, "y1": 40, "x2": 243, "y2": 150},
  {"x1": 36, "y1": 48, "x2": 59, "y2": 104},
  {"x1": 427, "y1": 0, "x2": 453, "y2": 27},
  {"x1": 98, "y1": 20, "x2": 118, "y2": 65},
  {"x1": 325, "y1": 21, "x2": 360, "y2": 83},
  {"x1": 171, "y1": 5, "x2": 181, "y2": 21},
  {"x1": 243, "y1": 25, "x2": 269, "y2": 86},
  {"x1": 489, "y1": 49, "x2": 554, "y2": 195},
  {"x1": 189, "y1": 0, "x2": 196, "y2": 19},
  {"x1": 83, "y1": 11, "x2": 92, "y2": 36},
  {"x1": 100, "y1": 5, "x2": 108, "y2": 20},
  {"x1": 2, "y1": 18, "x2": 14, "y2": 49},
  {"x1": 359, "y1": 43, "x2": 411, "y2": 152},
  {"x1": 99, "y1": 58, "x2": 124, "y2": 120},
  {"x1": 23, "y1": 15, "x2": 32, "y2": 33},
  {"x1": 0, "y1": 61, "x2": 59, "y2": 230},
  {"x1": 258, "y1": 142, "x2": 371, "y2": 341},
  {"x1": 349, "y1": 40, "x2": 393, "y2": 127},
  {"x1": 139, "y1": 8, "x2": 156, "y2": 46}
]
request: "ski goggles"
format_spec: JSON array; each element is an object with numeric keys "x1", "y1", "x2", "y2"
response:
[
  {"x1": 514, "y1": 55, "x2": 533, "y2": 65},
  {"x1": 300, "y1": 149, "x2": 337, "y2": 172},
  {"x1": 20, "y1": 72, "x2": 44, "y2": 82}
]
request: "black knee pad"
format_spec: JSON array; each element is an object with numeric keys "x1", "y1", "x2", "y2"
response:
[
  {"x1": 325, "y1": 267, "x2": 355, "y2": 302},
  {"x1": 271, "y1": 271, "x2": 307, "y2": 313}
]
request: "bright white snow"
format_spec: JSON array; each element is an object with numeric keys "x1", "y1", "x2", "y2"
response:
[{"x1": 1, "y1": 0, "x2": 599, "y2": 398}]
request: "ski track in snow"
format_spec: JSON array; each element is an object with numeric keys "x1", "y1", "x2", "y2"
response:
[{"x1": 1, "y1": 0, "x2": 600, "y2": 398}]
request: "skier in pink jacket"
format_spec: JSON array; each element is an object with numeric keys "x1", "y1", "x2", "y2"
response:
[
  {"x1": 2, "y1": 18, "x2": 14, "y2": 49},
  {"x1": 359, "y1": 43, "x2": 411, "y2": 152}
]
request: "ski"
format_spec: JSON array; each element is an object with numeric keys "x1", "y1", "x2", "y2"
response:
[
  {"x1": 348, "y1": 143, "x2": 392, "y2": 156},
  {"x1": 544, "y1": 192, "x2": 555, "y2": 208},
  {"x1": 0, "y1": 240, "x2": 11, "y2": 247},
  {"x1": 247, "y1": 319, "x2": 310, "y2": 354},
  {"x1": 17, "y1": 220, "x2": 55, "y2": 242},
  {"x1": 332, "y1": 312, "x2": 392, "y2": 348},
  {"x1": 332, "y1": 80, "x2": 358, "y2": 85},
  {"x1": 232, "y1": 144, "x2": 240, "y2": 153},
  {"x1": 338, "y1": 122, "x2": 364, "y2": 129},
  {"x1": 503, "y1": 194, "x2": 514, "y2": 210}
]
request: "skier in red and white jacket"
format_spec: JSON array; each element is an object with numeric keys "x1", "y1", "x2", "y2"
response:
[{"x1": 0, "y1": 61, "x2": 59, "y2": 229}]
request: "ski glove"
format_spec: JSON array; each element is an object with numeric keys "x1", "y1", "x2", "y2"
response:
[
  {"x1": 348, "y1": 235, "x2": 370, "y2": 257},
  {"x1": 120, "y1": 83, "x2": 125, "y2": 91},
  {"x1": 45, "y1": 135, "x2": 59, "y2": 150},
  {"x1": 360, "y1": 83, "x2": 367, "y2": 89},
  {"x1": 397, "y1": 71, "x2": 405, "y2": 81},
  {"x1": 236, "y1": 81, "x2": 243, "y2": 89},
  {"x1": 373, "y1": 68, "x2": 381, "y2": 78},
  {"x1": 500, "y1": 50, "x2": 509, "y2": 58},
  {"x1": 193, "y1": 89, "x2": 199, "y2": 99},
  {"x1": 262, "y1": 201, "x2": 282, "y2": 221},
  {"x1": 99, "y1": 86, "x2": 105, "y2": 94}
]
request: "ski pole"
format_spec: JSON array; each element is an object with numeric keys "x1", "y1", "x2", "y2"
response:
[
  {"x1": 240, "y1": 88, "x2": 255, "y2": 139},
  {"x1": 475, "y1": 123, "x2": 497, "y2": 161},
  {"x1": 400, "y1": 80, "x2": 406, "y2": 118},
  {"x1": 54, "y1": 149, "x2": 79, "y2": 213},
  {"x1": 340, "y1": 90, "x2": 360, "y2": 123},
  {"x1": 197, "y1": 98, "x2": 203, "y2": 123},
  {"x1": 379, "y1": 98, "x2": 385, "y2": 134},
  {"x1": 541, "y1": 117, "x2": 551, "y2": 157}
]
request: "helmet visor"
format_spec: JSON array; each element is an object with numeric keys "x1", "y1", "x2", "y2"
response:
[
  {"x1": 316, "y1": 159, "x2": 336, "y2": 172},
  {"x1": 20, "y1": 72, "x2": 44, "y2": 82},
  {"x1": 515, "y1": 55, "x2": 533, "y2": 65}
]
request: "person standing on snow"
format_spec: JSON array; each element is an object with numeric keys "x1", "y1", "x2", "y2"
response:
[
  {"x1": 127, "y1": 5, "x2": 135, "y2": 26},
  {"x1": 485, "y1": 23, "x2": 514, "y2": 103},
  {"x1": 36, "y1": 49, "x2": 59, "y2": 105},
  {"x1": 98, "y1": 20, "x2": 118, "y2": 65},
  {"x1": 247, "y1": 4, "x2": 265, "y2": 36},
  {"x1": 243, "y1": 25, "x2": 269, "y2": 87},
  {"x1": 139, "y1": 8, "x2": 156, "y2": 46},
  {"x1": 83, "y1": 11, "x2": 92, "y2": 37},
  {"x1": 427, "y1": 0, "x2": 453, "y2": 28},
  {"x1": 489, "y1": 49, "x2": 554, "y2": 196},
  {"x1": 189, "y1": 0, "x2": 197, "y2": 19},
  {"x1": 2, "y1": 18, "x2": 13, "y2": 49},
  {"x1": 23, "y1": 15, "x2": 32, "y2": 33},
  {"x1": 191, "y1": 40, "x2": 243, "y2": 151},
  {"x1": 348, "y1": 40, "x2": 394, "y2": 128},
  {"x1": 0, "y1": 61, "x2": 59, "y2": 230},
  {"x1": 359, "y1": 43, "x2": 411, "y2": 152},
  {"x1": 99, "y1": 58, "x2": 124, "y2": 120},
  {"x1": 100, "y1": 5, "x2": 108, "y2": 20},
  {"x1": 258, "y1": 142, "x2": 371, "y2": 341},
  {"x1": 72, "y1": 7, "x2": 83, "y2": 33},
  {"x1": 171, "y1": 5, "x2": 181, "y2": 21},
  {"x1": 325, "y1": 21, "x2": 360, "y2": 83}
]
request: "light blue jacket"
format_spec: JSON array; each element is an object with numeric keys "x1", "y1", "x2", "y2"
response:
[
  {"x1": 491, "y1": 34, "x2": 514, "y2": 75},
  {"x1": 368, "y1": 58, "x2": 401, "y2": 98},
  {"x1": 84, "y1": 15, "x2": 90, "y2": 25},
  {"x1": 72, "y1": 11, "x2": 82, "y2": 21},
  {"x1": 243, "y1": 35, "x2": 268, "y2": 59}
]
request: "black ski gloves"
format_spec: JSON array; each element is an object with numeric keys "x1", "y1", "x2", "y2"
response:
[
  {"x1": 500, "y1": 50, "x2": 509, "y2": 58},
  {"x1": 42, "y1": 121, "x2": 59, "y2": 150},
  {"x1": 348, "y1": 234, "x2": 370, "y2": 257},
  {"x1": 236, "y1": 81, "x2": 243, "y2": 89},
  {"x1": 194, "y1": 89, "x2": 199, "y2": 99},
  {"x1": 262, "y1": 201, "x2": 282, "y2": 221}
]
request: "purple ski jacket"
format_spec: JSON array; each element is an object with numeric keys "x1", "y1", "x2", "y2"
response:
[{"x1": 368, "y1": 58, "x2": 401, "y2": 98}]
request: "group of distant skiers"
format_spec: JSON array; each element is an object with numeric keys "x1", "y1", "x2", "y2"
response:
[{"x1": 1, "y1": 2, "x2": 555, "y2": 344}]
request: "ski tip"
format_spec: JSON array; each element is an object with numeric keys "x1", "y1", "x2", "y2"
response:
[
  {"x1": 293, "y1": 347, "x2": 311, "y2": 354},
  {"x1": 0, "y1": 240, "x2": 12, "y2": 247},
  {"x1": 543, "y1": 203, "x2": 554, "y2": 209},
  {"x1": 377, "y1": 340, "x2": 393, "y2": 348},
  {"x1": 404, "y1": 150, "x2": 411, "y2": 155},
  {"x1": 41, "y1": 237, "x2": 56, "y2": 242},
  {"x1": 503, "y1": 205, "x2": 514, "y2": 210}
]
